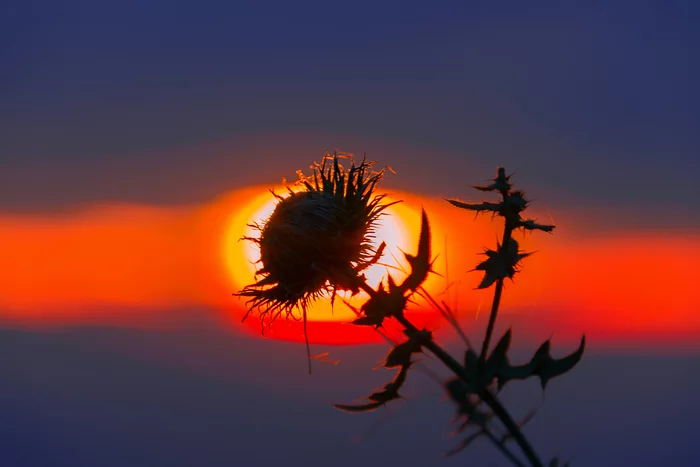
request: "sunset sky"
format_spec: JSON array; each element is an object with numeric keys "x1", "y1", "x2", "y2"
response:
[{"x1": 1, "y1": 1, "x2": 699, "y2": 466}]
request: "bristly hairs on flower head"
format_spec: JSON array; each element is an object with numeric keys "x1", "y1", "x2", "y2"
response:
[{"x1": 234, "y1": 152, "x2": 399, "y2": 372}]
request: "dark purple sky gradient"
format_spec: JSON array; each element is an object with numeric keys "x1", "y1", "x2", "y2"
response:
[
  {"x1": 1, "y1": 1, "x2": 698, "y2": 224},
  {"x1": 0, "y1": 322, "x2": 698, "y2": 467}
]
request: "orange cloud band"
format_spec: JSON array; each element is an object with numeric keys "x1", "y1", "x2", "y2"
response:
[{"x1": 1, "y1": 186, "x2": 698, "y2": 348}]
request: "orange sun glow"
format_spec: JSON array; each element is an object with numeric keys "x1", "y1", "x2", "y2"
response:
[
  {"x1": 0, "y1": 183, "x2": 697, "y2": 349},
  {"x1": 222, "y1": 186, "x2": 449, "y2": 342}
]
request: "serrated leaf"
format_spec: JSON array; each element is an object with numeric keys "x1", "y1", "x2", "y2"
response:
[
  {"x1": 506, "y1": 190, "x2": 529, "y2": 212},
  {"x1": 354, "y1": 282, "x2": 407, "y2": 328},
  {"x1": 518, "y1": 219, "x2": 555, "y2": 233},
  {"x1": 334, "y1": 363, "x2": 412, "y2": 414},
  {"x1": 531, "y1": 335, "x2": 586, "y2": 390},
  {"x1": 491, "y1": 335, "x2": 586, "y2": 391},
  {"x1": 469, "y1": 167, "x2": 512, "y2": 195},
  {"x1": 471, "y1": 239, "x2": 532, "y2": 289},
  {"x1": 486, "y1": 329, "x2": 512, "y2": 390},
  {"x1": 491, "y1": 329, "x2": 512, "y2": 357},
  {"x1": 385, "y1": 341, "x2": 418, "y2": 368},
  {"x1": 472, "y1": 183, "x2": 499, "y2": 192},
  {"x1": 445, "y1": 199, "x2": 503, "y2": 214},
  {"x1": 384, "y1": 329, "x2": 431, "y2": 368},
  {"x1": 400, "y1": 208, "x2": 432, "y2": 291}
]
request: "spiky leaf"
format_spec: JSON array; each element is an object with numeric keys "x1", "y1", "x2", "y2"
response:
[
  {"x1": 518, "y1": 219, "x2": 555, "y2": 233},
  {"x1": 486, "y1": 329, "x2": 513, "y2": 390},
  {"x1": 400, "y1": 208, "x2": 433, "y2": 292},
  {"x1": 472, "y1": 183, "x2": 499, "y2": 192},
  {"x1": 354, "y1": 282, "x2": 407, "y2": 328},
  {"x1": 333, "y1": 363, "x2": 412, "y2": 413},
  {"x1": 490, "y1": 335, "x2": 586, "y2": 391},
  {"x1": 385, "y1": 340, "x2": 420, "y2": 368},
  {"x1": 470, "y1": 167, "x2": 512, "y2": 194},
  {"x1": 445, "y1": 199, "x2": 503, "y2": 215},
  {"x1": 384, "y1": 329, "x2": 431, "y2": 368},
  {"x1": 529, "y1": 336, "x2": 586, "y2": 390},
  {"x1": 505, "y1": 190, "x2": 529, "y2": 213},
  {"x1": 472, "y1": 238, "x2": 532, "y2": 289}
]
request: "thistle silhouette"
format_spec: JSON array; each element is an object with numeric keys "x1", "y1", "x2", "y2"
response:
[{"x1": 236, "y1": 155, "x2": 585, "y2": 467}]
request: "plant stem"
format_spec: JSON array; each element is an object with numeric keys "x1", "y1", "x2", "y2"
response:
[
  {"x1": 480, "y1": 277, "x2": 504, "y2": 365},
  {"x1": 480, "y1": 391, "x2": 541, "y2": 467},
  {"x1": 479, "y1": 189, "x2": 514, "y2": 366},
  {"x1": 392, "y1": 313, "x2": 544, "y2": 467},
  {"x1": 355, "y1": 275, "x2": 542, "y2": 466}
]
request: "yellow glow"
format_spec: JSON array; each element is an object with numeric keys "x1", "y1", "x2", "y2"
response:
[{"x1": 224, "y1": 186, "x2": 420, "y2": 322}]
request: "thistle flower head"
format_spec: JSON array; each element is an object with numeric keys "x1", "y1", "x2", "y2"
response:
[{"x1": 236, "y1": 153, "x2": 397, "y2": 328}]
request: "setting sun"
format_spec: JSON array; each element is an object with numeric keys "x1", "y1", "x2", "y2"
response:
[{"x1": 224, "y1": 185, "x2": 441, "y2": 325}]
